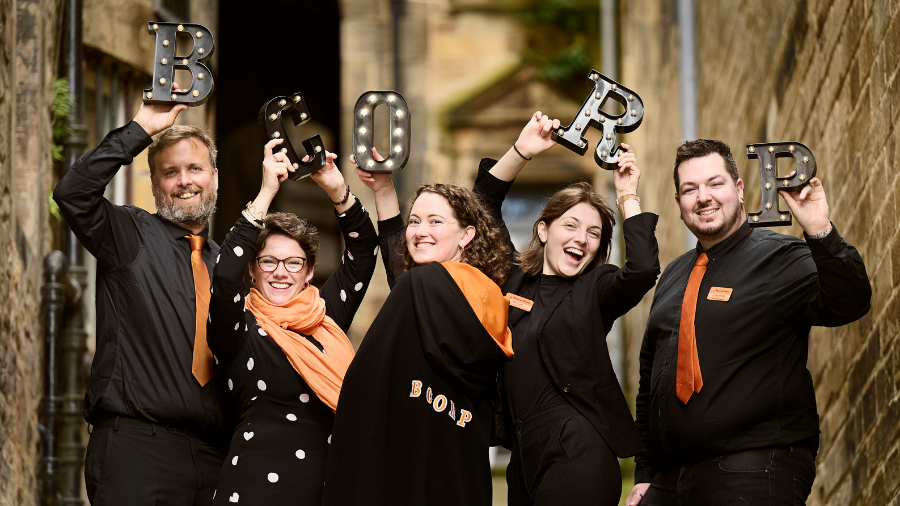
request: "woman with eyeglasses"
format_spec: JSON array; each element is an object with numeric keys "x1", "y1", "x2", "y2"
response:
[{"x1": 206, "y1": 138, "x2": 385, "y2": 505}]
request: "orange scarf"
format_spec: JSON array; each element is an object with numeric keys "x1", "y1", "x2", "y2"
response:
[
  {"x1": 442, "y1": 261, "x2": 514, "y2": 357},
  {"x1": 246, "y1": 286, "x2": 355, "y2": 412}
]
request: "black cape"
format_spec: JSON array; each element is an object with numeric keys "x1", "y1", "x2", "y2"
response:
[{"x1": 322, "y1": 262, "x2": 511, "y2": 506}]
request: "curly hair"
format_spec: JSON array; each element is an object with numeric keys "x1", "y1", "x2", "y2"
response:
[
  {"x1": 402, "y1": 184, "x2": 510, "y2": 287},
  {"x1": 516, "y1": 181, "x2": 615, "y2": 277},
  {"x1": 254, "y1": 212, "x2": 320, "y2": 268}
]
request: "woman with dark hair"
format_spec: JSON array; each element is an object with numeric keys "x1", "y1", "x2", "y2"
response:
[
  {"x1": 478, "y1": 111, "x2": 661, "y2": 505},
  {"x1": 322, "y1": 165, "x2": 515, "y2": 506},
  {"x1": 207, "y1": 139, "x2": 382, "y2": 505}
]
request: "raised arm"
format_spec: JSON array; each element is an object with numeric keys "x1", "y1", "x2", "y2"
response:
[
  {"x1": 208, "y1": 138, "x2": 294, "y2": 364},
  {"x1": 53, "y1": 84, "x2": 189, "y2": 266},
  {"x1": 352, "y1": 148, "x2": 405, "y2": 289},
  {"x1": 308, "y1": 153, "x2": 379, "y2": 332},
  {"x1": 596, "y1": 144, "x2": 659, "y2": 328},
  {"x1": 487, "y1": 111, "x2": 560, "y2": 182}
]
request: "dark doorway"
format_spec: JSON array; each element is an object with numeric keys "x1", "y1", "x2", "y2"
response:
[{"x1": 215, "y1": 1, "x2": 341, "y2": 282}]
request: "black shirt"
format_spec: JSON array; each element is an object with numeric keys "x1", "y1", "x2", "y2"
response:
[
  {"x1": 53, "y1": 122, "x2": 228, "y2": 434},
  {"x1": 634, "y1": 219, "x2": 871, "y2": 483},
  {"x1": 504, "y1": 274, "x2": 572, "y2": 421}
]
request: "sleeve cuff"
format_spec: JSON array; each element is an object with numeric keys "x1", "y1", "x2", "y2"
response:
[
  {"x1": 475, "y1": 158, "x2": 515, "y2": 193},
  {"x1": 333, "y1": 197, "x2": 365, "y2": 220},
  {"x1": 378, "y1": 213, "x2": 405, "y2": 239},
  {"x1": 804, "y1": 222, "x2": 844, "y2": 257},
  {"x1": 623, "y1": 212, "x2": 660, "y2": 230},
  {"x1": 116, "y1": 121, "x2": 155, "y2": 158}
]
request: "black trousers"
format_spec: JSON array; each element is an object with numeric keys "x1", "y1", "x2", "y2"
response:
[
  {"x1": 85, "y1": 414, "x2": 226, "y2": 506},
  {"x1": 507, "y1": 400, "x2": 621, "y2": 506},
  {"x1": 641, "y1": 446, "x2": 816, "y2": 505}
]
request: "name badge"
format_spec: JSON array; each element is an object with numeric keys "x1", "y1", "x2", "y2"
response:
[
  {"x1": 707, "y1": 287, "x2": 733, "y2": 302},
  {"x1": 507, "y1": 293, "x2": 534, "y2": 312}
]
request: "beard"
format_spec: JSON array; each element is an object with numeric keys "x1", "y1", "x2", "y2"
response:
[
  {"x1": 685, "y1": 203, "x2": 745, "y2": 244},
  {"x1": 152, "y1": 180, "x2": 218, "y2": 230}
]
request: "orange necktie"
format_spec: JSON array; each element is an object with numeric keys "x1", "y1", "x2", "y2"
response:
[
  {"x1": 186, "y1": 235, "x2": 214, "y2": 386},
  {"x1": 676, "y1": 252, "x2": 708, "y2": 404}
]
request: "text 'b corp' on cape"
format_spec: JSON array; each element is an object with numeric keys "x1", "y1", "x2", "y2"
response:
[{"x1": 322, "y1": 261, "x2": 513, "y2": 506}]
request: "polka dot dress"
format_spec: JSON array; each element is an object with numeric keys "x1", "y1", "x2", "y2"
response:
[{"x1": 207, "y1": 199, "x2": 379, "y2": 505}]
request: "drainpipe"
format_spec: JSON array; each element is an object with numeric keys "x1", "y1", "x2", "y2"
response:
[
  {"x1": 678, "y1": 0, "x2": 698, "y2": 250},
  {"x1": 59, "y1": 0, "x2": 89, "y2": 503},
  {"x1": 390, "y1": 0, "x2": 405, "y2": 199},
  {"x1": 600, "y1": 0, "x2": 627, "y2": 387}
]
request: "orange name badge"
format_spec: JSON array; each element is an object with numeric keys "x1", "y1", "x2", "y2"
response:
[
  {"x1": 507, "y1": 293, "x2": 534, "y2": 312},
  {"x1": 707, "y1": 287, "x2": 733, "y2": 302}
]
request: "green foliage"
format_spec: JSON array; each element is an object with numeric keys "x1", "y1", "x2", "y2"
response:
[
  {"x1": 51, "y1": 78, "x2": 73, "y2": 162},
  {"x1": 517, "y1": 0, "x2": 599, "y2": 97}
]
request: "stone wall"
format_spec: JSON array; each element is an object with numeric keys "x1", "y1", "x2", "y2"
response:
[
  {"x1": 623, "y1": 0, "x2": 900, "y2": 504},
  {"x1": 0, "y1": 0, "x2": 57, "y2": 503}
]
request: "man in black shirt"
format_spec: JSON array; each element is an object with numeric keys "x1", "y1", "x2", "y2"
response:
[
  {"x1": 54, "y1": 94, "x2": 228, "y2": 505},
  {"x1": 627, "y1": 140, "x2": 870, "y2": 505}
]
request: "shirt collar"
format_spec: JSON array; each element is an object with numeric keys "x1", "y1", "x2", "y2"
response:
[
  {"x1": 156, "y1": 214, "x2": 212, "y2": 244},
  {"x1": 695, "y1": 218, "x2": 752, "y2": 261}
]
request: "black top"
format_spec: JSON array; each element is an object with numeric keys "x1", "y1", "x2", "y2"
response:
[
  {"x1": 322, "y1": 262, "x2": 512, "y2": 506},
  {"x1": 53, "y1": 122, "x2": 228, "y2": 435},
  {"x1": 504, "y1": 274, "x2": 572, "y2": 421},
  {"x1": 206, "y1": 200, "x2": 378, "y2": 505},
  {"x1": 377, "y1": 161, "x2": 661, "y2": 457},
  {"x1": 634, "y1": 219, "x2": 871, "y2": 484}
]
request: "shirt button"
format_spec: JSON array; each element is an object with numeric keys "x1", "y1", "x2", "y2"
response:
[
  {"x1": 563, "y1": 384, "x2": 572, "y2": 393},
  {"x1": 126, "y1": 129, "x2": 131, "y2": 134},
  {"x1": 665, "y1": 359, "x2": 670, "y2": 365}
]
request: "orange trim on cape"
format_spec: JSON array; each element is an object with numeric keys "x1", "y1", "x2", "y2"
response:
[
  {"x1": 245, "y1": 286, "x2": 355, "y2": 412},
  {"x1": 441, "y1": 261, "x2": 514, "y2": 358}
]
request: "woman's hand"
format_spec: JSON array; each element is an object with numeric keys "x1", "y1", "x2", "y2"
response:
[
  {"x1": 260, "y1": 138, "x2": 294, "y2": 197},
  {"x1": 614, "y1": 143, "x2": 641, "y2": 197},
  {"x1": 248, "y1": 138, "x2": 295, "y2": 220},
  {"x1": 626, "y1": 483, "x2": 650, "y2": 505},
  {"x1": 308, "y1": 151, "x2": 347, "y2": 201},
  {"x1": 351, "y1": 147, "x2": 393, "y2": 195},
  {"x1": 514, "y1": 111, "x2": 561, "y2": 159},
  {"x1": 351, "y1": 148, "x2": 400, "y2": 221}
]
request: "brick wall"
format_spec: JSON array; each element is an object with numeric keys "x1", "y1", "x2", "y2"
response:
[
  {"x1": 622, "y1": 0, "x2": 900, "y2": 503},
  {"x1": 0, "y1": 0, "x2": 56, "y2": 503}
]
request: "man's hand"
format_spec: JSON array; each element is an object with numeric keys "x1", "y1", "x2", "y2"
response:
[
  {"x1": 626, "y1": 483, "x2": 651, "y2": 506},
  {"x1": 133, "y1": 82, "x2": 190, "y2": 137},
  {"x1": 779, "y1": 176, "x2": 831, "y2": 237},
  {"x1": 514, "y1": 111, "x2": 561, "y2": 159}
]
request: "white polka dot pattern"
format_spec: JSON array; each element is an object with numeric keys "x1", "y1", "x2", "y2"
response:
[
  {"x1": 327, "y1": 435, "x2": 332, "y2": 444},
  {"x1": 348, "y1": 251, "x2": 354, "y2": 261},
  {"x1": 374, "y1": 246, "x2": 379, "y2": 255},
  {"x1": 233, "y1": 293, "x2": 241, "y2": 303},
  {"x1": 257, "y1": 380, "x2": 267, "y2": 391},
  {"x1": 228, "y1": 379, "x2": 233, "y2": 390},
  {"x1": 233, "y1": 246, "x2": 244, "y2": 257},
  {"x1": 258, "y1": 328, "x2": 267, "y2": 336},
  {"x1": 232, "y1": 456, "x2": 238, "y2": 465},
  {"x1": 300, "y1": 394, "x2": 309, "y2": 403},
  {"x1": 229, "y1": 492, "x2": 239, "y2": 502},
  {"x1": 234, "y1": 323, "x2": 239, "y2": 331},
  {"x1": 340, "y1": 290, "x2": 346, "y2": 301},
  {"x1": 296, "y1": 449, "x2": 306, "y2": 459},
  {"x1": 216, "y1": 254, "x2": 221, "y2": 263},
  {"x1": 348, "y1": 232, "x2": 359, "y2": 238},
  {"x1": 251, "y1": 396, "x2": 257, "y2": 401},
  {"x1": 354, "y1": 282, "x2": 363, "y2": 291},
  {"x1": 268, "y1": 473, "x2": 279, "y2": 483},
  {"x1": 286, "y1": 413, "x2": 297, "y2": 421},
  {"x1": 243, "y1": 431, "x2": 254, "y2": 440},
  {"x1": 247, "y1": 357, "x2": 254, "y2": 370}
]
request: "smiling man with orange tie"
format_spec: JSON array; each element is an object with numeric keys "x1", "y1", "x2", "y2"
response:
[
  {"x1": 626, "y1": 139, "x2": 871, "y2": 506},
  {"x1": 53, "y1": 86, "x2": 227, "y2": 506}
]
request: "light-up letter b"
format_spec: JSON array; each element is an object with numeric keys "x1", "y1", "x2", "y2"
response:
[{"x1": 144, "y1": 22, "x2": 214, "y2": 105}]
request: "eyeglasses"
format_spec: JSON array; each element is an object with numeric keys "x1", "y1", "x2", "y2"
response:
[{"x1": 255, "y1": 255, "x2": 308, "y2": 273}]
